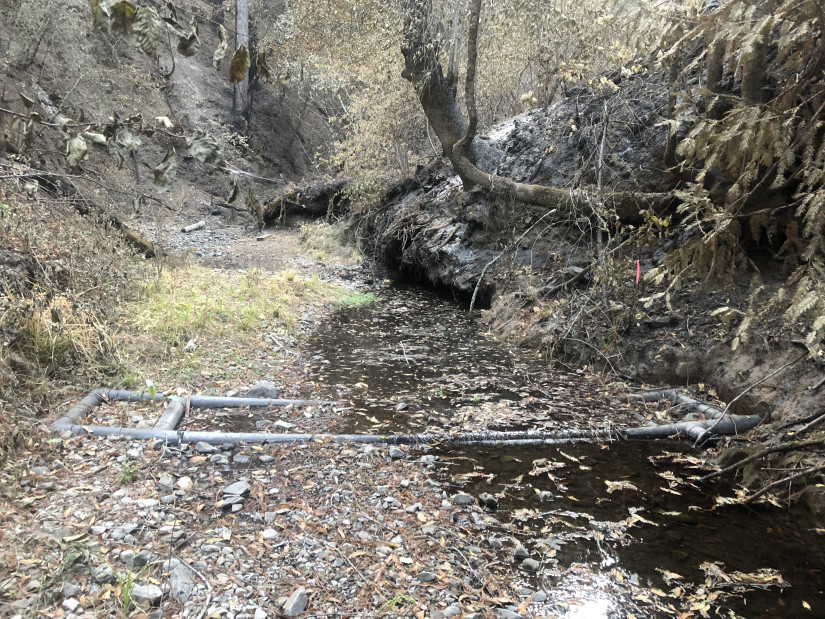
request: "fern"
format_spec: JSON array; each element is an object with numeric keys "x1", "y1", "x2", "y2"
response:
[{"x1": 651, "y1": 0, "x2": 825, "y2": 352}]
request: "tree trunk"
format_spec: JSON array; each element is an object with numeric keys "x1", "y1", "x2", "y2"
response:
[
  {"x1": 233, "y1": 0, "x2": 250, "y2": 125},
  {"x1": 400, "y1": 0, "x2": 674, "y2": 223}
]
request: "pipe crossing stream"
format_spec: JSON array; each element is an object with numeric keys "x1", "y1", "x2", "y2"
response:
[{"x1": 52, "y1": 285, "x2": 825, "y2": 616}]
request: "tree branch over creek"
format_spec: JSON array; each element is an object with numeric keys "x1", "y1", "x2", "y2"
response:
[{"x1": 400, "y1": 0, "x2": 675, "y2": 225}]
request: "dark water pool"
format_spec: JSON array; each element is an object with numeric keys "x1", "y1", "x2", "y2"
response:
[{"x1": 305, "y1": 284, "x2": 825, "y2": 617}]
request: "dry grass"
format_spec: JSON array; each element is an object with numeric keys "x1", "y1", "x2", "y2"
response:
[{"x1": 299, "y1": 221, "x2": 362, "y2": 264}]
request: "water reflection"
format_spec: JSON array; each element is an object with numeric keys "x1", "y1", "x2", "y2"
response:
[{"x1": 307, "y1": 285, "x2": 825, "y2": 617}]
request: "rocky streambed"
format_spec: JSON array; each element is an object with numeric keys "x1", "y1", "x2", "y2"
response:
[{"x1": 5, "y1": 281, "x2": 824, "y2": 619}]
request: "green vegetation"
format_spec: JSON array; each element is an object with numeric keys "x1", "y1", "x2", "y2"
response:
[
  {"x1": 338, "y1": 292, "x2": 379, "y2": 308},
  {"x1": 117, "y1": 462, "x2": 138, "y2": 486},
  {"x1": 127, "y1": 264, "x2": 341, "y2": 344}
]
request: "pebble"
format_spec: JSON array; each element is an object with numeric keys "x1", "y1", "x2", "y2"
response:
[
  {"x1": 169, "y1": 564, "x2": 195, "y2": 602},
  {"x1": 158, "y1": 473, "x2": 175, "y2": 490},
  {"x1": 388, "y1": 446, "x2": 405, "y2": 459},
  {"x1": 246, "y1": 381, "x2": 279, "y2": 399},
  {"x1": 522, "y1": 558, "x2": 540, "y2": 572},
  {"x1": 58, "y1": 583, "x2": 81, "y2": 597},
  {"x1": 137, "y1": 499, "x2": 159, "y2": 509},
  {"x1": 223, "y1": 481, "x2": 251, "y2": 496},
  {"x1": 513, "y1": 545, "x2": 529, "y2": 560},
  {"x1": 260, "y1": 455, "x2": 275, "y2": 463},
  {"x1": 233, "y1": 455, "x2": 251, "y2": 464},
  {"x1": 131, "y1": 584, "x2": 163, "y2": 607},
  {"x1": 177, "y1": 476, "x2": 193, "y2": 491},
  {"x1": 494, "y1": 609, "x2": 523, "y2": 619},
  {"x1": 488, "y1": 537, "x2": 503, "y2": 550},
  {"x1": 31, "y1": 467, "x2": 49, "y2": 476},
  {"x1": 538, "y1": 490, "x2": 555, "y2": 502},
  {"x1": 282, "y1": 587, "x2": 308, "y2": 616},
  {"x1": 262, "y1": 529, "x2": 278, "y2": 541},
  {"x1": 91, "y1": 564, "x2": 116, "y2": 584},
  {"x1": 431, "y1": 604, "x2": 461, "y2": 619},
  {"x1": 453, "y1": 493, "x2": 474, "y2": 506},
  {"x1": 416, "y1": 571, "x2": 437, "y2": 582},
  {"x1": 477, "y1": 493, "x2": 498, "y2": 510}
]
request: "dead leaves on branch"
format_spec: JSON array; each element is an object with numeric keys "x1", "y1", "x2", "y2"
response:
[
  {"x1": 88, "y1": 1, "x2": 217, "y2": 65},
  {"x1": 230, "y1": 46, "x2": 251, "y2": 83}
]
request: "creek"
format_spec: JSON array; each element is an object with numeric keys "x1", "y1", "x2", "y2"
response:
[{"x1": 306, "y1": 284, "x2": 825, "y2": 618}]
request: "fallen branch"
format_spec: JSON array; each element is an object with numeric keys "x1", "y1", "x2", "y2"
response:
[
  {"x1": 699, "y1": 436, "x2": 825, "y2": 482},
  {"x1": 744, "y1": 463, "x2": 825, "y2": 504}
]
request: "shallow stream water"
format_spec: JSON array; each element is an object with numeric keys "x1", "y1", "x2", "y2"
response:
[{"x1": 306, "y1": 285, "x2": 825, "y2": 618}]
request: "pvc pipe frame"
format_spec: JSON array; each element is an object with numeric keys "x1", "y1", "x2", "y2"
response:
[{"x1": 51, "y1": 388, "x2": 764, "y2": 447}]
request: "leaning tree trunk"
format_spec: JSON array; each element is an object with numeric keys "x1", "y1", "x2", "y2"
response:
[
  {"x1": 400, "y1": 0, "x2": 674, "y2": 224},
  {"x1": 233, "y1": 0, "x2": 250, "y2": 124}
]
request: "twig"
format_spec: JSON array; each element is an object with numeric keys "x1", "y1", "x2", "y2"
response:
[
  {"x1": 697, "y1": 351, "x2": 808, "y2": 443},
  {"x1": 700, "y1": 436, "x2": 825, "y2": 482},
  {"x1": 468, "y1": 207, "x2": 558, "y2": 313},
  {"x1": 745, "y1": 463, "x2": 825, "y2": 504},
  {"x1": 788, "y1": 409, "x2": 825, "y2": 438},
  {"x1": 774, "y1": 408, "x2": 825, "y2": 433}
]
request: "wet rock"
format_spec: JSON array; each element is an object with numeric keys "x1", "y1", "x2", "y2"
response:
[
  {"x1": 282, "y1": 587, "x2": 308, "y2": 616},
  {"x1": 477, "y1": 493, "x2": 498, "y2": 510},
  {"x1": 131, "y1": 584, "x2": 163, "y2": 607},
  {"x1": 246, "y1": 381, "x2": 279, "y2": 399},
  {"x1": 389, "y1": 446, "x2": 405, "y2": 459},
  {"x1": 169, "y1": 564, "x2": 195, "y2": 602},
  {"x1": 195, "y1": 442, "x2": 218, "y2": 454},
  {"x1": 453, "y1": 493, "x2": 474, "y2": 506},
  {"x1": 223, "y1": 481, "x2": 251, "y2": 496},
  {"x1": 513, "y1": 545, "x2": 529, "y2": 560},
  {"x1": 92, "y1": 564, "x2": 116, "y2": 584}
]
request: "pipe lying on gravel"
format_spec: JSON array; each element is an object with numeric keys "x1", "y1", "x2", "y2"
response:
[
  {"x1": 153, "y1": 400, "x2": 186, "y2": 431},
  {"x1": 51, "y1": 389, "x2": 763, "y2": 447}
]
